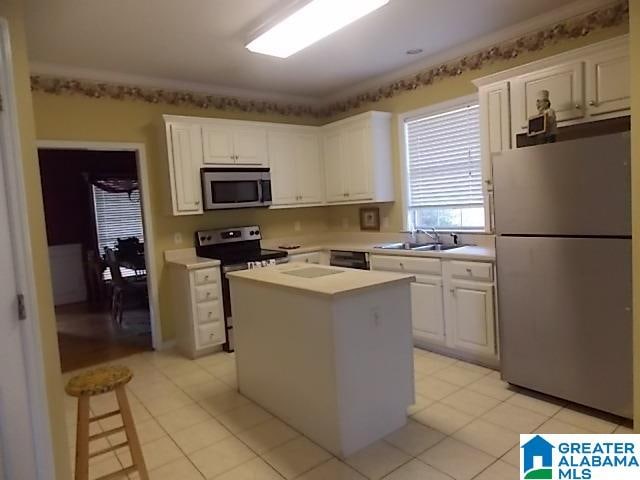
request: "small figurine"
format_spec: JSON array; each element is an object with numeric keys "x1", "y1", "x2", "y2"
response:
[{"x1": 528, "y1": 89, "x2": 558, "y2": 143}]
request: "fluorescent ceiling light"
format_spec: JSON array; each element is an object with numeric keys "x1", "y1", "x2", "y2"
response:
[{"x1": 246, "y1": 0, "x2": 390, "y2": 58}]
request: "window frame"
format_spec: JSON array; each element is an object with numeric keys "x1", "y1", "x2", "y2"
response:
[{"x1": 398, "y1": 93, "x2": 491, "y2": 233}]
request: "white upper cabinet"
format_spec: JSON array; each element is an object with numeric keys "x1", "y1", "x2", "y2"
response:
[
  {"x1": 202, "y1": 126, "x2": 235, "y2": 164},
  {"x1": 295, "y1": 133, "x2": 324, "y2": 204},
  {"x1": 585, "y1": 45, "x2": 630, "y2": 117},
  {"x1": 167, "y1": 122, "x2": 203, "y2": 215},
  {"x1": 164, "y1": 110, "x2": 394, "y2": 215},
  {"x1": 323, "y1": 131, "x2": 346, "y2": 202},
  {"x1": 202, "y1": 124, "x2": 267, "y2": 166},
  {"x1": 511, "y1": 60, "x2": 585, "y2": 134},
  {"x1": 322, "y1": 111, "x2": 393, "y2": 205},
  {"x1": 268, "y1": 129, "x2": 324, "y2": 207}
]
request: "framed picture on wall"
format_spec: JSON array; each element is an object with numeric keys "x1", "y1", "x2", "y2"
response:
[{"x1": 359, "y1": 207, "x2": 380, "y2": 231}]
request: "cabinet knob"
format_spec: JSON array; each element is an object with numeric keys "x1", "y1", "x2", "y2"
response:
[
  {"x1": 466, "y1": 268, "x2": 472, "y2": 274},
  {"x1": 195, "y1": 200, "x2": 200, "y2": 205},
  {"x1": 588, "y1": 100, "x2": 597, "y2": 107},
  {"x1": 206, "y1": 291, "x2": 211, "y2": 297},
  {"x1": 399, "y1": 262, "x2": 404, "y2": 269},
  {"x1": 575, "y1": 103, "x2": 582, "y2": 109}
]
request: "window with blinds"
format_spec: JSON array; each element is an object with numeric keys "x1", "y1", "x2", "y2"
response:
[
  {"x1": 93, "y1": 186, "x2": 144, "y2": 278},
  {"x1": 404, "y1": 101, "x2": 484, "y2": 230}
]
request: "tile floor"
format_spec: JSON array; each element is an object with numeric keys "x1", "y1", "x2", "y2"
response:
[{"x1": 63, "y1": 348, "x2": 633, "y2": 480}]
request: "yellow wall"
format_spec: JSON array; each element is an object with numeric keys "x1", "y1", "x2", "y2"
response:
[
  {"x1": 0, "y1": 1, "x2": 71, "y2": 478},
  {"x1": 629, "y1": 0, "x2": 639, "y2": 432},
  {"x1": 325, "y1": 24, "x2": 629, "y2": 233},
  {"x1": 32, "y1": 94, "x2": 330, "y2": 340}
]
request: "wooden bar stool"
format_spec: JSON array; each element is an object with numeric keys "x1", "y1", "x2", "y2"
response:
[{"x1": 66, "y1": 366, "x2": 149, "y2": 480}]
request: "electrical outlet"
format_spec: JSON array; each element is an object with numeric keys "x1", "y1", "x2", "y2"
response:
[
  {"x1": 341, "y1": 217, "x2": 349, "y2": 230},
  {"x1": 174, "y1": 232, "x2": 183, "y2": 245},
  {"x1": 294, "y1": 221, "x2": 301, "y2": 232}
]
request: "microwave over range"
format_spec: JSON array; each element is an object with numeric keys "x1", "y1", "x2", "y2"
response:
[{"x1": 201, "y1": 167, "x2": 272, "y2": 210}]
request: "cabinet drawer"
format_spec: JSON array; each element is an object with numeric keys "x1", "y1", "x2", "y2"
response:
[
  {"x1": 195, "y1": 284, "x2": 219, "y2": 303},
  {"x1": 370, "y1": 255, "x2": 441, "y2": 275},
  {"x1": 197, "y1": 321, "x2": 225, "y2": 347},
  {"x1": 196, "y1": 301, "x2": 222, "y2": 325},
  {"x1": 194, "y1": 268, "x2": 218, "y2": 285},
  {"x1": 450, "y1": 261, "x2": 493, "y2": 281}
]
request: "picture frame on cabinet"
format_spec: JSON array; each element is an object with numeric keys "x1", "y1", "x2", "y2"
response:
[{"x1": 359, "y1": 207, "x2": 380, "y2": 231}]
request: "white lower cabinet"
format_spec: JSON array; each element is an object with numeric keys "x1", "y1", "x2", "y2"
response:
[
  {"x1": 411, "y1": 276, "x2": 446, "y2": 346},
  {"x1": 370, "y1": 254, "x2": 497, "y2": 365},
  {"x1": 445, "y1": 279, "x2": 495, "y2": 357},
  {"x1": 169, "y1": 263, "x2": 226, "y2": 358}
]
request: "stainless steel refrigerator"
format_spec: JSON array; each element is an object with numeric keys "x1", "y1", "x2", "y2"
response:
[{"x1": 493, "y1": 132, "x2": 632, "y2": 418}]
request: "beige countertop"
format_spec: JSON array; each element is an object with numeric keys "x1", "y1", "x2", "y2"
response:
[
  {"x1": 164, "y1": 248, "x2": 221, "y2": 270},
  {"x1": 262, "y1": 239, "x2": 495, "y2": 262},
  {"x1": 227, "y1": 263, "x2": 415, "y2": 297}
]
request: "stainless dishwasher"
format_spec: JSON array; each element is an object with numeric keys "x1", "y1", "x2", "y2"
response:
[{"x1": 329, "y1": 250, "x2": 369, "y2": 270}]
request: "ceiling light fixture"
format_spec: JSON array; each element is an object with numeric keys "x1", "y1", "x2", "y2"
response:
[{"x1": 246, "y1": 0, "x2": 390, "y2": 58}]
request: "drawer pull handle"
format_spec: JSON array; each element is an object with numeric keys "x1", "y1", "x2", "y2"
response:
[
  {"x1": 399, "y1": 262, "x2": 404, "y2": 268},
  {"x1": 466, "y1": 268, "x2": 472, "y2": 274},
  {"x1": 206, "y1": 292, "x2": 211, "y2": 297}
]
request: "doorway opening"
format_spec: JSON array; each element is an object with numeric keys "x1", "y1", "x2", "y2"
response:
[{"x1": 38, "y1": 148, "x2": 154, "y2": 371}]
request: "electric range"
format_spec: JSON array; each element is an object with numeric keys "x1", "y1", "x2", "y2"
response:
[{"x1": 195, "y1": 225, "x2": 288, "y2": 351}]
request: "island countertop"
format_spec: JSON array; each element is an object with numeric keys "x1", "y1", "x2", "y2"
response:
[{"x1": 226, "y1": 263, "x2": 415, "y2": 297}]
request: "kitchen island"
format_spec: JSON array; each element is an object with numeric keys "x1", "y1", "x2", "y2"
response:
[{"x1": 226, "y1": 264, "x2": 415, "y2": 457}]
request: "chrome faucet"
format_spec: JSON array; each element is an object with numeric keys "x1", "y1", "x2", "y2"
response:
[{"x1": 415, "y1": 227, "x2": 440, "y2": 244}]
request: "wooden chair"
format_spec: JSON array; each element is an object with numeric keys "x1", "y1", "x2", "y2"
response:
[
  {"x1": 66, "y1": 366, "x2": 149, "y2": 480},
  {"x1": 104, "y1": 248, "x2": 147, "y2": 325}
]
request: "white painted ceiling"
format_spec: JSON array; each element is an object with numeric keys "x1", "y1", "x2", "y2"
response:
[{"x1": 25, "y1": 0, "x2": 585, "y2": 102}]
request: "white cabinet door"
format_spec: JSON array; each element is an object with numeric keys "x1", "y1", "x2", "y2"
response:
[
  {"x1": 268, "y1": 132, "x2": 298, "y2": 205},
  {"x1": 234, "y1": 127, "x2": 268, "y2": 165},
  {"x1": 202, "y1": 125, "x2": 235, "y2": 164},
  {"x1": 169, "y1": 123, "x2": 203, "y2": 214},
  {"x1": 411, "y1": 276, "x2": 446, "y2": 346},
  {"x1": 323, "y1": 131, "x2": 346, "y2": 202},
  {"x1": 296, "y1": 133, "x2": 324, "y2": 204},
  {"x1": 586, "y1": 47, "x2": 630, "y2": 117},
  {"x1": 512, "y1": 61, "x2": 585, "y2": 132},
  {"x1": 447, "y1": 280, "x2": 495, "y2": 357},
  {"x1": 342, "y1": 124, "x2": 372, "y2": 201}
]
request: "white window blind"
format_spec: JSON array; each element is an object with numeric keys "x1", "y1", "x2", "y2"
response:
[
  {"x1": 405, "y1": 101, "x2": 484, "y2": 230},
  {"x1": 92, "y1": 186, "x2": 144, "y2": 253}
]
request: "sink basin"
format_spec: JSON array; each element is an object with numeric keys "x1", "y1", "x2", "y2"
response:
[
  {"x1": 412, "y1": 244, "x2": 464, "y2": 252},
  {"x1": 375, "y1": 242, "x2": 430, "y2": 250},
  {"x1": 374, "y1": 243, "x2": 465, "y2": 252}
]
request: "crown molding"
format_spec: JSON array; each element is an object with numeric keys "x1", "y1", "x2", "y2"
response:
[{"x1": 29, "y1": 0, "x2": 628, "y2": 119}]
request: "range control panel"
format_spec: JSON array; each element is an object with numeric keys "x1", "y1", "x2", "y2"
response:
[{"x1": 196, "y1": 226, "x2": 262, "y2": 246}]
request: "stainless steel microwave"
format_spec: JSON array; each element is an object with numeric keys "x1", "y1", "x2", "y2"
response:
[{"x1": 201, "y1": 168, "x2": 272, "y2": 210}]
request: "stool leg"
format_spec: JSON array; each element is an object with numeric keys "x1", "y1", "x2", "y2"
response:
[
  {"x1": 74, "y1": 396, "x2": 90, "y2": 480},
  {"x1": 115, "y1": 385, "x2": 149, "y2": 480}
]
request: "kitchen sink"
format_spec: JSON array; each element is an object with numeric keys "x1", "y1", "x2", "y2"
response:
[
  {"x1": 412, "y1": 244, "x2": 464, "y2": 251},
  {"x1": 374, "y1": 243, "x2": 465, "y2": 252},
  {"x1": 375, "y1": 242, "x2": 428, "y2": 250}
]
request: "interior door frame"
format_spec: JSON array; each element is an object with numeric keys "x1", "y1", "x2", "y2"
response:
[
  {"x1": 36, "y1": 140, "x2": 163, "y2": 350},
  {"x1": 0, "y1": 17, "x2": 56, "y2": 479}
]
